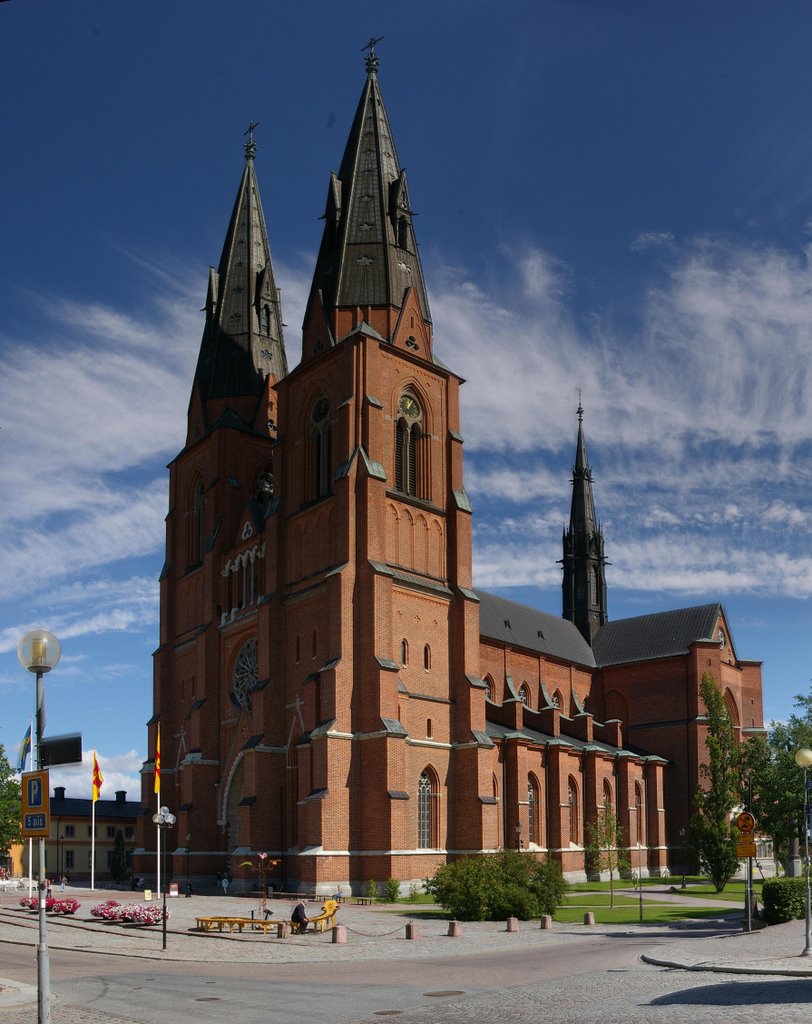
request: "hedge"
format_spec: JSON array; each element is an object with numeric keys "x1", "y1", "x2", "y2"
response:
[{"x1": 762, "y1": 876, "x2": 808, "y2": 924}]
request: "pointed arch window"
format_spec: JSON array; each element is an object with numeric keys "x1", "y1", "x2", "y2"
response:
[
  {"x1": 635, "y1": 781, "x2": 646, "y2": 847},
  {"x1": 423, "y1": 644, "x2": 431, "y2": 671},
  {"x1": 567, "y1": 777, "x2": 581, "y2": 845},
  {"x1": 189, "y1": 477, "x2": 205, "y2": 567},
  {"x1": 483, "y1": 676, "x2": 494, "y2": 701},
  {"x1": 395, "y1": 392, "x2": 426, "y2": 498},
  {"x1": 518, "y1": 684, "x2": 529, "y2": 705},
  {"x1": 310, "y1": 396, "x2": 331, "y2": 500},
  {"x1": 401, "y1": 639, "x2": 409, "y2": 666},
  {"x1": 528, "y1": 776, "x2": 540, "y2": 846},
  {"x1": 418, "y1": 770, "x2": 436, "y2": 849},
  {"x1": 261, "y1": 305, "x2": 271, "y2": 334}
]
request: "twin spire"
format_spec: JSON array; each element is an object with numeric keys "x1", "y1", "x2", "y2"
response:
[{"x1": 190, "y1": 44, "x2": 433, "y2": 437}]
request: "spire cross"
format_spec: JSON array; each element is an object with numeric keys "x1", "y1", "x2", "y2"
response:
[
  {"x1": 362, "y1": 34, "x2": 384, "y2": 73},
  {"x1": 576, "y1": 388, "x2": 584, "y2": 422},
  {"x1": 243, "y1": 120, "x2": 260, "y2": 159}
]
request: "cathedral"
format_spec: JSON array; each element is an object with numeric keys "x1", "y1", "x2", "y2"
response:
[{"x1": 135, "y1": 49, "x2": 765, "y2": 892}]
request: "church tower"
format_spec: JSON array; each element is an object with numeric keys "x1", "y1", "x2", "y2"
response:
[
  {"x1": 139, "y1": 47, "x2": 493, "y2": 893},
  {"x1": 562, "y1": 401, "x2": 608, "y2": 644}
]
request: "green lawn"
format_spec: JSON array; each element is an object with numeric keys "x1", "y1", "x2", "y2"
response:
[{"x1": 553, "y1": 904, "x2": 735, "y2": 925}]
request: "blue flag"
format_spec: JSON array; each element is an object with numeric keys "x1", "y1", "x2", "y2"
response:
[{"x1": 18, "y1": 724, "x2": 31, "y2": 773}]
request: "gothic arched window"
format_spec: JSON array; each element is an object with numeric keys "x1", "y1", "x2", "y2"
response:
[
  {"x1": 310, "y1": 396, "x2": 331, "y2": 500},
  {"x1": 528, "y1": 776, "x2": 540, "y2": 846},
  {"x1": 568, "y1": 777, "x2": 581, "y2": 845},
  {"x1": 518, "y1": 684, "x2": 529, "y2": 705},
  {"x1": 189, "y1": 477, "x2": 205, "y2": 567},
  {"x1": 418, "y1": 770, "x2": 436, "y2": 849},
  {"x1": 395, "y1": 392, "x2": 425, "y2": 498}
]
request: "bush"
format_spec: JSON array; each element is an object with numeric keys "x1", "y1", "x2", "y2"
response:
[
  {"x1": 426, "y1": 851, "x2": 567, "y2": 921},
  {"x1": 763, "y1": 877, "x2": 807, "y2": 924},
  {"x1": 384, "y1": 877, "x2": 400, "y2": 902},
  {"x1": 366, "y1": 879, "x2": 379, "y2": 900}
]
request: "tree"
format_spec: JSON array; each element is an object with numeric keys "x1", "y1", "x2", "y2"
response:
[
  {"x1": 741, "y1": 686, "x2": 812, "y2": 867},
  {"x1": 110, "y1": 830, "x2": 128, "y2": 882},
  {"x1": 585, "y1": 807, "x2": 630, "y2": 908},
  {"x1": 0, "y1": 744, "x2": 22, "y2": 856},
  {"x1": 690, "y1": 673, "x2": 740, "y2": 891}
]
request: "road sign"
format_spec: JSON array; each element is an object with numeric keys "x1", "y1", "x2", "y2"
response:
[
  {"x1": 21, "y1": 769, "x2": 50, "y2": 838},
  {"x1": 737, "y1": 839, "x2": 757, "y2": 858},
  {"x1": 735, "y1": 811, "x2": 756, "y2": 834}
]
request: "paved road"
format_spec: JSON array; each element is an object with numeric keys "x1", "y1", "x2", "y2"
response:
[{"x1": 2, "y1": 886, "x2": 811, "y2": 1023}]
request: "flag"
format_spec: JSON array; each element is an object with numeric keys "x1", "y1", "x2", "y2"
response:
[
  {"x1": 92, "y1": 751, "x2": 104, "y2": 802},
  {"x1": 18, "y1": 724, "x2": 31, "y2": 773},
  {"x1": 154, "y1": 725, "x2": 161, "y2": 795}
]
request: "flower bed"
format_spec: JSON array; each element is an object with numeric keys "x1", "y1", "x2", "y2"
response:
[
  {"x1": 90, "y1": 900, "x2": 166, "y2": 926},
  {"x1": 19, "y1": 896, "x2": 79, "y2": 914}
]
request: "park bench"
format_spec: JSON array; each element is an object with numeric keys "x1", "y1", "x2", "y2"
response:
[
  {"x1": 354, "y1": 896, "x2": 375, "y2": 905},
  {"x1": 196, "y1": 915, "x2": 287, "y2": 935},
  {"x1": 289, "y1": 899, "x2": 339, "y2": 934}
]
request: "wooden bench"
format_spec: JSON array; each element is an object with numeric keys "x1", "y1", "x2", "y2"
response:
[
  {"x1": 196, "y1": 915, "x2": 287, "y2": 935},
  {"x1": 355, "y1": 896, "x2": 375, "y2": 906}
]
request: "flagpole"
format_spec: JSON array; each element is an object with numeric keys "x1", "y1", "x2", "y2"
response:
[
  {"x1": 154, "y1": 726, "x2": 161, "y2": 899},
  {"x1": 156, "y1": 786, "x2": 161, "y2": 898},
  {"x1": 24, "y1": 720, "x2": 33, "y2": 897},
  {"x1": 90, "y1": 752, "x2": 96, "y2": 892}
]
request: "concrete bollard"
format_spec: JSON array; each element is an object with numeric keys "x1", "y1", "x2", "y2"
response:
[
  {"x1": 540, "y1": 915, "x2": 553, "y2": 929},
  {"x1": 506, "y1": 917, "x2": 519, "y2": 932},
  {"x1": 405, "y1": 922, "x2": 419, "y2": 940},
  {"x1": 332, "y1": 924, "x2": 348, "y2": 944},
  {"x1": 447, "y1": 920, "x2": 463, "y2": 938},
  {"x1": 583, "y1": 912, "x2": 595, "y2": 926},
  {"x1": 277, "y1": 921, "x2": 289, "y2": 938}
]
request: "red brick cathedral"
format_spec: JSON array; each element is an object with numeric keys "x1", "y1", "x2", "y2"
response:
[{"x1": 136, "y1": 49, "x2": 765, "y2": 892}]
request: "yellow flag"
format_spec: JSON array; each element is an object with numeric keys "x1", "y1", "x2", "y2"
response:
[
  {"x1": 154, "y1": 725, "x2": 161, "y2": 795},
  {"x1": 92, "y1": 751, "x2": 104, "y2": 802}
]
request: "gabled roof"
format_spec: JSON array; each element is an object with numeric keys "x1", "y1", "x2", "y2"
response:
[
  {"x1": 476, "y1": 589, "x2": 596, "y2": 668},
  {"x1": 593, "y1": 603, "x2": 722, "y2": 667}
]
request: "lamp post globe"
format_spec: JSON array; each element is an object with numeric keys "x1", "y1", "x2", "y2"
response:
[{"x1": 17, "y1": 629, "x2": 62, "y2": 674}]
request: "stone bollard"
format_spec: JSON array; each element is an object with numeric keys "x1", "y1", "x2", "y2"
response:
[
  {"x1": 405, "y1": 922, "x2": 419, "y2": 940},
  {"x1": 506, "y1": 917, "x2": 519, "y2": 932},
  {"x1": 277, "y1": 921, "x2": 289, "y2": 938},
  {"x1": 447, "y1": 920, "x2": 463, "y2": 938},
  {"x1": 540, "y1": 915, "x2": 553, "y2": 929},
  {"x1": 332, "y1": 924, "x2": 348, "y2": 944},
  {"x1": 583, "y1": 912, "x2": 595, "y2": 926}
]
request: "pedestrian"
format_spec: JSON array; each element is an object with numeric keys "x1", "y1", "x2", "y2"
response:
[
  {"x1": 290, "y1": 900, "x2": 309, "y2": 934},
  {"x1": 221, "y1": 874, "x2": 229, "y2": 896},
  {"x1": 60, "y1": 874, "x2": 67, "y2": 892}
]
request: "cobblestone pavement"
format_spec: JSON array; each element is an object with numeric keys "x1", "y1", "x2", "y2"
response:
[{"x1": 1, "y1": 886, "x2": 811, "y2": 1023}]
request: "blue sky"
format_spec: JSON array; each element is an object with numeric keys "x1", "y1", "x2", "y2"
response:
[{"x1": 2, "y1": 1, "x2": 811, "y2": 799}]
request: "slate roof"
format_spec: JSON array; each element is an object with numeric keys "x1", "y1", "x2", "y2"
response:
[
  {"x1": 476, "y1": 589, "x2": 596, "y2": 668},
  {"x1": 592, "y1": 603, "x2": 721, "y2": 667},
  {"x1": 49, "y1": 796, "x2": 140, "y2": 820}
]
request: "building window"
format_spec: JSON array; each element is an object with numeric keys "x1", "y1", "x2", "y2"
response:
[
  {"x1": 635, "y1": 782, "x2": 646, "y2": 847},
  {"x1": 125, "y1": 827, "x2": 134, "y2": 840},
  {"x1": 106, "y1": 826, "x2": 115, "y2": 838},
  {"x1": 418, "y1": 770, "x2": 435, "y2": 849},
  {"x1": 87, "y1": 826, "x2": 93, "y2": 838},
  {"x1": 603, "y1": 779, "x2": 613, "y2": 810},
  {"x1": 190, "y1": 477, "x2": 205, "y2": 566},
  {"x1": 423, "y1": 644, "x2": 431, "y2": 670},
  {"x1": 64, "y1": 825, "x2": 75, "y2": 838},
  {"x1": 568, "y1": 778, "x2": 580, "y2": 845},
  {"x1": 261, "y1": 305, "x2": 271, "y2": 334},
  {"x1": 484, "y1": 676, "x2": 493, "y2": 701},
  {"x1": 552, "y1": 690, "x2": 562, "y2": 710},
  {"x1": 528, "y1": 776, "x2": 540, "y2": 846},
  {"x1": 65, "y1": 850, "x2": 74, "y2": 870},
  {"x1": 231, "y1": 637, "x2": 258, "y2": 715},
  {"x1": 426, "y1": 718, "x2": 432, "y2": 738},
  {"x1": 395, "y1": 392, "x2": 425, "y2": 498},
  {"x1": 401, "y1": 639, "x2": 408, "y2": 666},
  {"x1": 310, "y1": 396, "x2": 331, "y2": 500},
  {"x1": 518, "y1": 684, "x2": 529, "y2": 705}
]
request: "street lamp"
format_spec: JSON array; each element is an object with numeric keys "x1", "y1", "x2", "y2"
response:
[
  {"x1": 794, "y1": 747, "x2": 812, "y2": 957},
  {"x1": 17, "y1": 628, "x2": 62, "y2": 1024},
  {"x1": 151, "y1": 806, "x2": 175, "y2": 950},
  {"x1": 185, "y1": 832, "x2": 192, "y2": 898}
]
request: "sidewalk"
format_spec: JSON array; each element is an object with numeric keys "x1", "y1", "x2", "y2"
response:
[{"x1": 1, "y1": 884, "x2": 811, "y2": 997}]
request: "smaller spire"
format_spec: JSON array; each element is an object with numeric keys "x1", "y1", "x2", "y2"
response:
[
  {"x1": 361, "y1": 34, "x2": 384, "y2": 75},
  {"x1": 243, "y1": 120, "x2": 260, "y2": 161}
]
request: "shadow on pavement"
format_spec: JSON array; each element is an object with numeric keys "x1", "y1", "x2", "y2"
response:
[{"x1": 649, "y1": 978, "x2": 812, "y2": 1006}]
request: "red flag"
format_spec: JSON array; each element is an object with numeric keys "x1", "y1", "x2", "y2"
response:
[
  {"x1": 92, "y1": 751, "x2": 104, "y2": 802},
  {"x1": 154, "y1": 725, "x2": 161, "y2": 795}
]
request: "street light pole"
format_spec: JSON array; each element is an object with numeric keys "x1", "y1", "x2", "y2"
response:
[
  {"x1": 151, "y1": 807, "x2": 176, "y2": 951},
  {"x1": 185, "y1": 832, "x2": 191, "y2": 898},
  {"x1": 794, "y1": 748, "x2": 812, "y2": 957},
  {"x1": 17, "y1": 629, "x2": 62, "y2": 1024}
]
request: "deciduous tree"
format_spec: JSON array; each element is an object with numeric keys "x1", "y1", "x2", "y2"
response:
[
  {"x1": 0, "y1": 745, "x2": 22, "y2": 855},
  {"x1": 585, "y1": 807, "x2": 630, "y2": 908}
]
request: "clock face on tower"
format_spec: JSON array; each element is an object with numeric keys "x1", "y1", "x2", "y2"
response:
[{"x1": 399, "y1": 394, "x2": 419, "y2": 418}]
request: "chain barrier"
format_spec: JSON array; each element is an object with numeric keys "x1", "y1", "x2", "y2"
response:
[{"x1": 341, "y1": 921, "x2": 427, "y2": 938}]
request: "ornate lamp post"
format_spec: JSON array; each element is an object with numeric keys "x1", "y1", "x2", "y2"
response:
[
  {"x1": 794, "y1": 747, "x2": 812, "y2": 957},
  {"x1": 17, "y1": 628, "x2": 62, "y2": 1024},
  {"x1": 151, "y1": 806, "x2": 175, "y2": 950}
]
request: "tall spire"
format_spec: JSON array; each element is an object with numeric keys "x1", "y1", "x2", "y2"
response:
[
  {"x1": 188, "y1": 128, "x2": 288, "y2": 440},
  {"x1": 301, "y1": 43, "x2": 433, "y2": 362},
  {"x1": 562, "y1": 399, "x2": 608, "y2": 645}
]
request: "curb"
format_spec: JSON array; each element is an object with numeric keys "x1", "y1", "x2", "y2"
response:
[{"x1": 641, "y1": 954, "x2": 812, "y2": 978}]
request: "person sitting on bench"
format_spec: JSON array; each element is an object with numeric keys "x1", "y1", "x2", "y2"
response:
[{"x1": 291, "y1": 901, "x2": 309, "y2": 933}]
